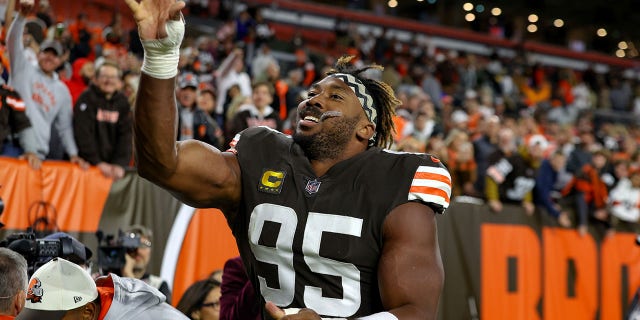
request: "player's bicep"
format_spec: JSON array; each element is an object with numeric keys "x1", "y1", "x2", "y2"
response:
[
  {"x1": 163, "y1": 139, "x2": 242, "y2": 211},
  {"x1": 379, "y1": 202, "x2": 443, "y2": 319}
]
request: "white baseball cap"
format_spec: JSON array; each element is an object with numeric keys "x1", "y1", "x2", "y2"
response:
[
  {"x1": 16, "y1": 257, "x2": 98, "y2": 320},
  {"x1": 528, "y1": 134, "x2": 549, "y2": 150}
]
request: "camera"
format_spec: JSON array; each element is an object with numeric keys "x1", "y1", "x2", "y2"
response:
[
  {"x1": 96, "y1": 230, "x2": 142, "y2": 275},
  {"x1": 0, "y1": 230, "x2": 86, "y2": 276}
]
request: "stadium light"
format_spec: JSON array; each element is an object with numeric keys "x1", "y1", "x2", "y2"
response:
[
  {"x1": 463, "y1": 2, "x2": 474, "y2": 11},
  {"x1": 476, "y1": 4, "x2": 485, "y2": 13},
  {"x1": 465, "y1": 13, "x2": 476, "y2": 21},
  {"x1": 618, "y1": 41, "x2": 628, "y2": 50},
  {"x1": 491, "y1": 7, "x2": 501, "y2": 16},
  {"x1": 527, "y1": 24, "x2": 538, "y2": 33},
  {"x1": 528, "y1": 14, "x2": 538, "y2": 23},
  {"x1": 388, "y1": 0, "x2": 398, "y2": 8},
  {"x1": 616, "y1": 49, "x2": 625, "y2": 58},
  {"x1": 597, "y1": 28, "x2": 607, "y2": 37},
  {"x1": 553, "y1": 19, "x2": 564, "y2": 28}
]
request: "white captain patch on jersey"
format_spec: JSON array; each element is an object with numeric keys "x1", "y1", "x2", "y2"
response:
[{"x1": 408, "y1": 165, "x2": 452, "y2": 212}]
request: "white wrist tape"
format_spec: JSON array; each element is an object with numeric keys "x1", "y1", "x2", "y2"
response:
[
  {"x1": 140, "y1": 17, "x2": 185, "y2": 79},
  {"x1": 356, "y1": 312, "x2": 398, "y2": 320}
]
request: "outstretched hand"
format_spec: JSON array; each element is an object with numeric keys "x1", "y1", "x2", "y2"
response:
[{"x1": 124, "y1": 0, "x2": 185, "y2": 40}]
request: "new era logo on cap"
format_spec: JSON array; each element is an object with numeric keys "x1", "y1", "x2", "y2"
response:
[{"x1": 16, "y1": 258, "x2": 98, "y2": 320}]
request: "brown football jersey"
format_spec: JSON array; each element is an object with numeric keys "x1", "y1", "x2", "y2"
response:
[{"x1": 229, "y1": 127, "x2": 451, "y2": 318}]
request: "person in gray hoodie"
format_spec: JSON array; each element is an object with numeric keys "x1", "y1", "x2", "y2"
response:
[
  {"x1": 16, "y1": 257, "x2": 187, "y2": 320},
  {"x1": 6, "y1": 0, "x2": 87, "y2": 167}
]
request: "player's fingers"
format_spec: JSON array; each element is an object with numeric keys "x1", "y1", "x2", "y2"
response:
[
  {"x1": 265, "y1": 301, "x2": 287, "y2": 320},
  {"x1": 169, "y1": 1, "x2": 186, "y2": 20},
  {"x1": 123, "y1": 0, "x2": 139, "y2": 12}
]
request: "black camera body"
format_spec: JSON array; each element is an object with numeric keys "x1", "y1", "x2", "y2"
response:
[
  {"x1": 97, "y1": 230, "x2": 142, "y2": 275},
  {"x1": 0, "y1": 231, "x2": 80, "y2": 276}
]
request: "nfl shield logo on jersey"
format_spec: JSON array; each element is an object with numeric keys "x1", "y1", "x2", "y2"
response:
[{"x1": 305, "y1": 179, "x2": 321, "y2": 195}]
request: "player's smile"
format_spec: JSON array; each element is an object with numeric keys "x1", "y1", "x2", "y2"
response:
[
  {"x1": 297, "y1": 105, "x2": 322, "y2": 130},
  {"x1": 298, "y1": 114, "x2": 320, "y2": 128}
]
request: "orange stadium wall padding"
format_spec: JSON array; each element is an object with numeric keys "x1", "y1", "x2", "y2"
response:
[
  {"x1": 3, "y1": 157, "x2": 640, "y2": 318},
  {"x1": 169, "y1": 208, "x2": 239, "y2": 306},
  {"x1": 439, "y1": 201, "x2": 640, "y2": 320},
  {"x1": 0, "y1": 157, "x2": 112, "y2": 232},
  {"x1": 0, "y1": 157, "x2": 239, "y2": 306}
]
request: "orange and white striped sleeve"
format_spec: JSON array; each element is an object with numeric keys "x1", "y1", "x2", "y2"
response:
[
  {"x1": 408, "y1": 164, "x2": 452, "y2": 214},
  {"x1": 6, "y1": 95, "x2": 25, "y2": 111}
]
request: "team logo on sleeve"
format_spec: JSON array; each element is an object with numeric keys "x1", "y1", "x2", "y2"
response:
[
  {"x1": 26, "y1": 278, "x2": 44, "y2": 303},
  {"x1": 259, "y1": 169, "x2": 286, "y2": 194}
]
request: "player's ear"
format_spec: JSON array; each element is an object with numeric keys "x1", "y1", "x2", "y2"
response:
[
  {"x1": 356, "y1": 121, "x2": 376, "y2": 142},
  {"x1": 191, "y1": 309, "x2": 201, "y2": 320}
]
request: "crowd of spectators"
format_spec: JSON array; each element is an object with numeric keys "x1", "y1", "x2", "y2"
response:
[{"x1": 1, "y1": 0, "x2": 640, "y2": 307}]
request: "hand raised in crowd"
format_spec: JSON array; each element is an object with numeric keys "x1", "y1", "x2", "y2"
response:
[
  {"x1": 70, "y1": 155, "x2": 89, "y2": 170},
  {"x1": 19, "y1": 152, "x2": 41, "y2": 170},
  {"x1": 265, "y1": 302, "x2": 322, "y2": 320},
  {"x1": 17, "y1": 0, "x2": 33, "y2": 16},
  {"x1": 124, "y1": 0, "x2": 185, "y2": 41}
]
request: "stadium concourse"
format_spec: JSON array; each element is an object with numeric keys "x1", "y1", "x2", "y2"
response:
[{"x1": 1, "y1": 0, "x2": 640, "y2": 319}]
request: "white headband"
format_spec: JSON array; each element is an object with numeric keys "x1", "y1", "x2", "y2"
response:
[{"x1": 329, "y1": 73, "x2": 378, "y2": 145}]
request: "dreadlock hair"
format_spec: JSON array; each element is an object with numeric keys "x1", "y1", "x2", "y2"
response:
[{"x1": 326, "y1": 55, "x2": 400, "y2": 149}]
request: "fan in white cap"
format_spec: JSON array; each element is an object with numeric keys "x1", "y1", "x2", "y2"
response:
[{"x1": 16, "y1": 257, "x2": 98, "y2": 320}]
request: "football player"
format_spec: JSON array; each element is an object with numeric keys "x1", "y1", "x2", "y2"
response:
[{"x1": 125, "y1": 0, "x2": 452, "y2": 318}]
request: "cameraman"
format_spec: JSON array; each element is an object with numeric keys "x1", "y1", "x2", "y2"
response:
[
  {"x1": 121, "y1": 225, "x2": 172, "y2": 304},
  {"x1": 0, "y1": 248, "x2": 28, "y2": 319}
]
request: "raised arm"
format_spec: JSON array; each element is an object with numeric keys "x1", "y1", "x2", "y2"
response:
[
  {"x1": 378, "y1": 202, "x2": 444, "y2": 319},
  {"x1": 126, "y1": 0, "x2": 241, "y2": 212},
  {"x1": 6, "y1": 0, "x2": 30, "y2": 77},
  {"x1": 4, "y1": 0, "x2": 16, "y2": 35}
]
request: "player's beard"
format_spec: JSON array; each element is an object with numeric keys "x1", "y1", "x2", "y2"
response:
[{"x1": 293, "y1": 115, "x2": 359, "y2": 161}]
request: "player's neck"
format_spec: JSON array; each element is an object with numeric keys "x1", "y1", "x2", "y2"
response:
[
  {"x1": 309, "y1": 159, "x2": 337, "y2": 177},
  {"x1": 309, "y1": 144, "x2": 366, "y2": 177}
]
